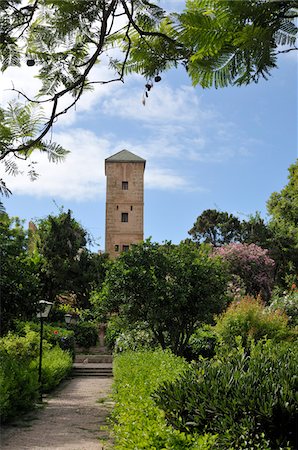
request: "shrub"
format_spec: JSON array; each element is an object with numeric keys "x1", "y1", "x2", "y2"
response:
[
  {"x1": 114, "y1": 323, "x2": 158, "y2": 353},
  {"x1": 0, "y1": 331, "x2": 39, "y2": 421},
  {"x1": 153, "y1": 341, "x2": 297, "y2": 449},
  {"x1": 214, "y1": 296, "x2": 292, "y2": 349},
  {"x1": 74, "y1": 321, "x2": 98, "y2": 348},
  {"x1": 184, "y1": 325, "x2": 218, "y2": 361},
  {"x1": 39, "y1": 345, "x2": 72, "y2": 392},
  {"x1": 112, "y1": 349, "x2": 216, "y2": 449},
  {"x1": 269, "y1": 290, "x2": 298, "y2": 327},
  {"x1": 0, "y1": 329, "x2": 73, "y2": 422},
  {"x1": 15, "y1": 321, "x2": 75, "y2": 357},
  {"x1": 214, "y1": 243, "x2": 275, "y2": 301}
]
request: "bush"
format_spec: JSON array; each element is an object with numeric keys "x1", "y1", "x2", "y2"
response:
[
  {"x1": 114, "y1": 323, "x2": 158, "y2": 353},
  {"x1": 214, "y1": 296, "x2": 292, "y2": 349},
  {"x1": 0, "y1": 331, "x2": 39, "y2": 421},
  {"x1": 214, "y1": 243, "x2": 275, "y2": 301},
  {"x1": 74, "y1": 321, "x2": 98, "y2": 348},
  {"x1": 269, "y1": 290, "x2": 298, "y2": 327},
  {"x1": 112, "y1": 349, "x2": 216, "y2": 449},
  {"x1": 154, "y1": 340, "x2": 297, "y2": 449},
  {"x1": 15, "y1": 321, "x2": 75, "y2": 357},
  {"x1": 39, "y1": 345, "x2": 72, "y2": 392},
  {"x1": 0, "y1": 329, "x2": 72, "y2": 422},
  {"x1": 184, "y1": 325, "x2": 218, "y2": 361}
]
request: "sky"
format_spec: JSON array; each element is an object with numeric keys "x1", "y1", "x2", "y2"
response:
[{"x1": 1, "y1": 1, "x2": 297, "y2": 252}]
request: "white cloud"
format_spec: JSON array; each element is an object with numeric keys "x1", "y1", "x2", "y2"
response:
[{"x1": 1, "y1": 128, "x2": 200, "y2": 200}]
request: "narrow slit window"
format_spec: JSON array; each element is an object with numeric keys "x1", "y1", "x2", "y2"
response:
[
  {"x1": 130, "y1": 205, "x2": 133, "y2": 211},
  {"x1": 122, "y1": 181, "x2": 128, "y2": 190},
  {"x1": 114, "y1": 244, "x2": 119, "y2": 252}
]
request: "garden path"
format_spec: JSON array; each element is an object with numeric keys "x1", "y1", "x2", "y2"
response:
[{"x1": 0, "y1": 376, "x2": 114, "y2": 450}]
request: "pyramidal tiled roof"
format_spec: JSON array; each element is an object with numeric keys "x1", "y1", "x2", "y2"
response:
[{"x1": 105, "y1": 149, "x2": 146, "y2": 164}]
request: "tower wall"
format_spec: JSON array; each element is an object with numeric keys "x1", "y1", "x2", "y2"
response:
[{"x1": 105, "y1": 159, "x2": 145, "y2": 258}]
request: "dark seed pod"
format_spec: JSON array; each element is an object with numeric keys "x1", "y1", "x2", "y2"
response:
[
  {"x1": 154, "y1": 75, "x2": 161, "y2": 82},
  {"x1": 26, "y1": 59, "x2": 35, "y2": 67},
  {"x1": 145, "y1": 83, "x2": 152, "y2": 91},
  {"x1": 145, "y1": 91, "x2": 148, "y2": 97}
]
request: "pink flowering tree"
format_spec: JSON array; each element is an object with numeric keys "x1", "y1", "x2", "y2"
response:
[{"x1": 214, "y1": 243, "x2": 275, "y2": 302}]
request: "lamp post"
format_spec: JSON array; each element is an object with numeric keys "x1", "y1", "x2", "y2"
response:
[
  {"x1": 64, "y1": 313, "x2": 72, "y2": 327},
  {"x1": 37, "y1": 300, "x2": 53, "y2": 401}
]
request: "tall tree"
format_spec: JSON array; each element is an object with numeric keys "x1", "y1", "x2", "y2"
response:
[
  {"x1": 0, "y1": 214, "x2": 41, "y2": 335},
  {"x1": 188, "y1": 209, "x2": 242, "y2": 246},
  {"x1": 36, "y1": 209, "x2": 107, "y2": 306}
]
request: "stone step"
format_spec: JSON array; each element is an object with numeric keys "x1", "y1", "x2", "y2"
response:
[
  {"x1": 74, "y1": 354, "x2": 113, "y2": 364},
  {"x1": 72, "y1": 363, "x2": 113, "y2": 378},
  {"x1": 75, "y1": 345, "x2": 111, "y2": 355}
]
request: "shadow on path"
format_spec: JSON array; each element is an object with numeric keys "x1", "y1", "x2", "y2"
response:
[{"x1": 0, "y1": 377, "x2": 114, "y2": 450}]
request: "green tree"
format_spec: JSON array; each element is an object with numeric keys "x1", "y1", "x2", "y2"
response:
[
  {"x1": 1, "y1": 1, "x2": 296, "y2": 189},
  {"x1": 126, "y1": 0, "x2": 298, "y2": 88},
  {"x1": 96, "y1": 239, "x2": 228, "y2": 355},
  {"x1": 188, "y1": 209, "x2": 242, "y2": 246},
  {"x1": 0, "y1": 214, "x2": 41, "y2": 335},
  {"x1": 36, "y1": 209, "x2": 107, "y2": 307},
  {"x1": 266, "y1": 160, "x2": 298, "y2": 288}
]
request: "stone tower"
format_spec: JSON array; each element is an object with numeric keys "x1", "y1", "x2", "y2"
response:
[{"x1": 105, "y1": 149, "x2": 146, "y2": 258}]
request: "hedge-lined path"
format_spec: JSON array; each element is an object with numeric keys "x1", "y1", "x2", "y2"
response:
[{"x1": 0, "y1": 376, "x2": 114, "y2": 450}]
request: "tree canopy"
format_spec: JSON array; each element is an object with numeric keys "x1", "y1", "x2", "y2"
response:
[
  {"x1": 96, "y1": 239, "x2": 228, "y2": 355},
  {"x1": 35, "y1": 209, "x2": 108, "y2": 306},
  {"x1": 0, "y1": 0, "x2": 297, "y2": 193}
]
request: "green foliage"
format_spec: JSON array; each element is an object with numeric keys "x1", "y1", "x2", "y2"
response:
[
  {"x1": 36, "y1": 209, "x2": 108, "y2": 306},
  {"x1": 74, "y1": 321, "x2": 98, "y2": 348},
  {"x1": 154, "y1": 340, "x2": 298, "y2": 449},
  {"x1": 97, "y1": 239, "x2": 228, "y2": 355},
  {"x1": 188, "y1": 209, "x2": 242, "y2": 246},
  {"x1": 267, "y1": 160, "x2": 298, "y2": 288},
  {"x1": 269, "y1": 289, "x2": 298, "y2": 327},
  {"x1": 114, "y1": 323, "x2": 158, "y2": 353},
  {"x1": 184, "y1": 325, "x2": 218, "y2": 361},
  {"x1": 0, "y1": 214, "x2": 42, "y2": 335},
  {"x1": 15, "y1": 321, "x2": 75, "y2": 357},
  {"x1": 112, "y1": 349, "x2": 217, "y2": 449},
  {"x1": 0, "y1": 328, "x2": 72, "y2": 422},
  {"x1": 214, "y1": 296, "x2": 293, "y2": 350},
  {"x1": 37, "y1": 345, "x2": 72, "y2": 392}
]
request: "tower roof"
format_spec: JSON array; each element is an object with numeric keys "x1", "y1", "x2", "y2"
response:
[{"x1": 105, "y1": 149, "x2": 146, "y2": 166}]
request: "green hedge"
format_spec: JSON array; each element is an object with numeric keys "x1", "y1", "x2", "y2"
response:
[
  {"x1": 0, "y1": 329, "x2": 72, "y2": 422},
  {"x1": 74, "y1": 321, "x2": 98, "y2": 348},
  {"x1": 112, "y1": 349, "x2": 216, "y2": 449}
]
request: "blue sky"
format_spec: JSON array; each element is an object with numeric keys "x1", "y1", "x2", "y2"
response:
[{"x1": 1, "y1": 2, "x2": 297, "y2": 251}]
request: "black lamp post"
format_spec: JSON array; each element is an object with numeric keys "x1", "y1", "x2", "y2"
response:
[{"x1": 37, "y1": 300, "x2": 53, "y2": 401}]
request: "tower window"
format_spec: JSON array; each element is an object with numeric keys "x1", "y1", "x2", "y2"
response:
[
  {"x1": 121, "y1": 212, "x2": 128, "y2": 222},
  {"x1": 130, "y1": 205, "x2": 133, "y2": 211},
  {"x1": 123, "y1": 245, "x2": 129, "y2": 252},
  {"x1": 114, "y1": 244, "x2": 119, "y2": 252},
  {"x1": 122, "y1": 181, "x2": 128, "y2": 190}
]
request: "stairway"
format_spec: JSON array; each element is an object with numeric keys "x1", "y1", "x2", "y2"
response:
[
  {"x1": 72, "y1": 324, "x2": 113, "y2": 377},
  {"x1": 72, "y1": 362, "x2": 113, "y2": 377}
]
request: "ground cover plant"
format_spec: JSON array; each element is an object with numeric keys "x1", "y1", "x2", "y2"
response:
[
  {"x1": 0, "y1": 328, "x2": 72, "y2": 422},
  {"x1": 112, "y1": 349, "x2": 217, "y2": 449},
  {"x1": 154, "y1": 340, "x2": 298, "y2": 449}
]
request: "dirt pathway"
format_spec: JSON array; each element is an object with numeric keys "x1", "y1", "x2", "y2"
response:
[{"x1": 0, "y1": 377, "x2": 114, "y2": 450}]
